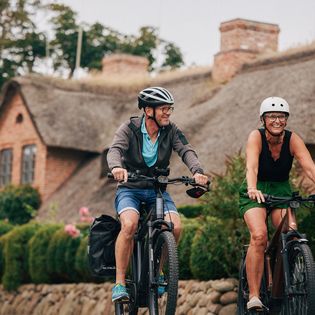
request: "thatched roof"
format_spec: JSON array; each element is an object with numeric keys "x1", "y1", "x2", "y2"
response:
[
  {"x1": 0, "y1": 76, "x2": 138, "y2": 152},
  {"x1": 6, "y1": 52, "x2": 315, "y2": 222}
]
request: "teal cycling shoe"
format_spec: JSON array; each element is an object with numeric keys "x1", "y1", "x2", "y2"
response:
[
  {"x1": 112, "y1": 283, "x2": 129, "y2": 302},
  {"x1": 158, "y1": 274, "x2": 167, "y2": 296}
]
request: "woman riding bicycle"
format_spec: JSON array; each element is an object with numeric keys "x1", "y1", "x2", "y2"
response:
[
  {"x1": 239, "y1": 96, "x2": 315, "y2": 311},
  {"x1": 107, "y1": 86, "x2": 208, "y2": 303}
]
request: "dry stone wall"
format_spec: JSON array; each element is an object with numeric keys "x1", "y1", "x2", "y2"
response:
[{"x1": 0, "y1": 279, "x2": 238, "y2": 315}]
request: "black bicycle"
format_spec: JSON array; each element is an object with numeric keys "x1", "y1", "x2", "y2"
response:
[
  {"x1": 108, "y1": 169, "x2": 210, "y2": 315},
  {"x1": 237, "y1": 192, "x2": 315, "y2": 315}
]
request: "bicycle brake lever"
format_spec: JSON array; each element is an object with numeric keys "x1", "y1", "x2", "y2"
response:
[{"x1": 186, "y1": 186, "x2": 208, "y2": 198}]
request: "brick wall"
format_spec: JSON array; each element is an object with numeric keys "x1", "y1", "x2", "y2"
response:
[
  {"x1": 102, "y1": 53, "x2": 149, "y2": 77},
  {"x1": 0, "y1": 93, "x2": 87, "y2": 201},
  {"x1": 213, "y1": 18, "x2": 280, "y2": 82},
  {"x1": 0, "y1": 93, "x2": 46, "y2": 193},
  {"x1": 43, "y1": 148, "x2": 87, "y2": 200}
]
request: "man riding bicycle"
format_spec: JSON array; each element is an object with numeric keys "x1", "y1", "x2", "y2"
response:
[{"x1": 107, "y1": 86, "x2": 208, "y2": 303}]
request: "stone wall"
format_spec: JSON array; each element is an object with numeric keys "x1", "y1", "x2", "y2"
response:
[{"x1": 0, "y1": 279, "x2": 238, "y2": 315}]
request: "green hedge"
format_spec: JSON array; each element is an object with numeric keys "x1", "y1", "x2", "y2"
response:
[
  {"x1": 46, "y1": 228, "x2": 70, "y2": 282},
  {"x1": 190, "y1": 215, "x2": 249, "y2": 280},
  {"x1": 0, "y1": 185, "x2": 41, "y2": 225},
  {"x1": 28, "y1": 224, "x2": 62, "y2": 284},
  {"x1": 0, "y1": 220, "x2": 14, "y2": 237},
  {"x1": 75, "y1": 235, "x2": 94, "y2": 282},
  {"x1": 178, "y1": 219, "x2": 201, "y2": 279},
  {"x1": 177, "y1": 205, "x2": 204, "y2": 218},
  {"x1": 2, "y1": 223, "x2": 39, "y2": 290}
]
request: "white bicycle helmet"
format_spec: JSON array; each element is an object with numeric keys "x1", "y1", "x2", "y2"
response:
[
  {"x1": 138, "y1": 87, "x2": 174, "y2": 109},
  {"x1": 260, "y1": 97, "x2": 290, "y2": 117}
]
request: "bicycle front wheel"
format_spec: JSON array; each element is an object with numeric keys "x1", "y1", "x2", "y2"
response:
[
  {"x1": 237, "y1": 256, "x2": 249, "y2": 315},
  {"x1": 150, "y1": 231, "x2": 178, "y2": 315},
  {"x1": 284, "y1": 242, "x2": 315, "y2": 315}
]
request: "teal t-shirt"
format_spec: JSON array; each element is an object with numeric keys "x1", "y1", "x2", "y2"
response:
[{"x1": 141, "y1": 118, "x2": 160, "y2": 167}]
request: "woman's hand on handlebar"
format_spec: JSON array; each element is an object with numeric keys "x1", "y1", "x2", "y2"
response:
[
  {"x1": 193, "y1": 173, "x2": 209, "y2": 186},
  {"x1": 111, "y1": 167, "x2": 128, "y2": 182},
  {"x1": 247, "y1": 187, "x2": 265, "y2": 203}
]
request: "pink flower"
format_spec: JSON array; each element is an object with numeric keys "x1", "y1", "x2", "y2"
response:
[
  {"x1": 80, "y1": 216, "x2": 94, "y2": 223},
  {"x1": 79, "y1": 206, "x2": 94, "y2": 224},
  {"x1": 79, "y1": 207, "x2": 90, "y2": 217},
  {"x1": 64, "y1": 224, "x2": 81, "y2": 238}
]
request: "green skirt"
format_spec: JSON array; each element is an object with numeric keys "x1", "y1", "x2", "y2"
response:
[{"x1": 239, "y1": 179, "x2": 292, "y2": 217}]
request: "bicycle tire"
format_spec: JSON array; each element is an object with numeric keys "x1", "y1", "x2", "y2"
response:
[
  {"x1": 114, "y1": 297, "x2": 138, "y2": 315},
  {"x1": 149, "y1": 231, "x2": 178, "y2": 315},
  {"x1": 237, "y1": 256, "x2": 248, "y2": 315},
  {"x1": 283, "y1": 242, "x2": 315, "y2": 315}
]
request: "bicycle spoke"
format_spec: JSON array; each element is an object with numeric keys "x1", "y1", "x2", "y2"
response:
[{"x1": 285, "y1": 243, "x2": 315, "y2": 315}]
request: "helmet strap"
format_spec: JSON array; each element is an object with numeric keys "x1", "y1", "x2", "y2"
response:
[{"x1": 146, "y1": 108, "x2": 161, "y2": 128}]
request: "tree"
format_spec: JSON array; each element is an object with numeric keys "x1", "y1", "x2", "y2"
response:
[
  {"x1": 49, "y1": 3, "x2": 80, "y2": 77},
  {"x1": 162, "y1": 42, "x2": 184, "y2": 69},
  {"x1": 0, "y1": 0, "x2": 46, "y2": 86}
]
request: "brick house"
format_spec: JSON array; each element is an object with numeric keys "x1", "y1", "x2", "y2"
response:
[{"x1": 0, "y1": 76, "x2": 136, "y2": 202}]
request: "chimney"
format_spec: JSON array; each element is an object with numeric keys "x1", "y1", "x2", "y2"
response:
[
  {"x1": 212, "y1": 18, "x2": 280, "y2": 82},
  {"x1": 102, "y1": 53, "x2": 149, "y2": 77}
]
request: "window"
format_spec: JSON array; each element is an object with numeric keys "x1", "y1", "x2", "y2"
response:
[
  {"x1": 0, "y1": 149, "x2": 13, "y2": 187},
  {"x1": 21, "y1": 145, "x2": 36, "y2": 184}
]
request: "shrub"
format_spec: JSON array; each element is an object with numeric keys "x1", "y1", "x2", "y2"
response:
[
  {"x1": 46, "y1": 228, "x2": 70, "y2": 282},
  {"x1": 64, "y1": 236, "x2": 81, "y2": 282},
  {"x1": 0, "y1": 221, "x2": 15, "y2": 280},
  {"x1": 2, "y1": 223, "x2": 39, "y2": 290},
  {"x1": 0, "y1": 220, "x2": 13, "y2": 237},
  {"x1": 298, "y1": 205, "x2": 315, "y2": 256},
  {"x1": 28, "y1": 224, "x2": 62, "y2": 284},
  {"x1": 178, "y1": 219, "x2": 201, "y2": 279},
  {"x1": 0, "y1": 233, "x2": 11, "y2": 281},
  {"x1": 75, "y1": 235, "x2": 93, "y2": 282},
  {"x1": 0, "y1": 185, "x2": 41, "y2": 225},
  {"x1": 190, "y1": 216, "x2": 249, "y2": 280},
  {"x1": 177, "y1": 205, "x2": 204, "y2": 218},
  {"x1": 202, "y1": 152, "x2": 246, "y2": 221}
]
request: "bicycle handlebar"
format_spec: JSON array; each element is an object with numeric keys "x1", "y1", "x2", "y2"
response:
[
  {"x1": 107, "y1": 172, "x2": 210, "y2": 198},
  {"x1": 242, "y1": 192, "x2": 315, "y2": 207}
]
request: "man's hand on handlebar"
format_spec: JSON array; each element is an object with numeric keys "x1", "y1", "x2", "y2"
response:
[
  {"x1": 111, "y1": 167, "x2": 128, "y2": 183},
  {"x1": 193, "y1": 173, "x2": 209, "y2": 186}
]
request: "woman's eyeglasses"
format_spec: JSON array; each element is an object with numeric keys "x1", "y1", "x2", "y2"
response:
[{"x1": 264, "y1": 114, "x2": 287, "y2": 122}]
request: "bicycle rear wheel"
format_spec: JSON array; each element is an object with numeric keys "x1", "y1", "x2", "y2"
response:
[
  {"x1": 284, "y1": 242, "x2": 315, "y2": 315},
  {"x1": 150, "y1": 231, "x2": 178, "y2": 315}
]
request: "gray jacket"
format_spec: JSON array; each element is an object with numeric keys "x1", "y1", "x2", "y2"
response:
[{"x1": 107, "y1": 116, "x2": 204, "y2": 188}]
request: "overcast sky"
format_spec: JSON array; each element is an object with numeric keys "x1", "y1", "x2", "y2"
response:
[{"x1": 56, "y1": 0, "x2": 315, "y2": 67}]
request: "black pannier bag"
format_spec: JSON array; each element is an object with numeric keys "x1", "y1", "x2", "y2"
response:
[{"x1": 88, "y1": 214, "x2": 121, "y2": 276}]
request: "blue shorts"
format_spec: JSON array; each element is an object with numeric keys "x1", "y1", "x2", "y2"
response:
[{"x1": 115, "y1": 187, "x2": 178, "y2": 216}]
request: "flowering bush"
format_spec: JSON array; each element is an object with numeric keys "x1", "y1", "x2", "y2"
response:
[
  {"x1": 79, "y1": 207, "x2": 94, "y2": 223},
  {"x1": 64, "y1": 224, "x2": 81, "y2": 238}
]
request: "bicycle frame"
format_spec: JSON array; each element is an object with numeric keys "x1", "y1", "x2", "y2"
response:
[
  {"x1": 131, "y1": 197, "x2": 174, "y2": 309},
  {"x1": 264, "y1": 199, "x2": 309, "y2": 308}
]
